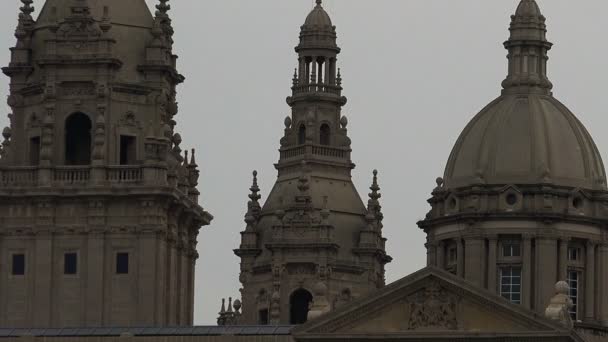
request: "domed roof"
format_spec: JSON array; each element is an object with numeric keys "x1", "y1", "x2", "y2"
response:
[
  {"x1": 442, "y1": 0, "x2": 607, "y2": 191},
  {"x1": 304, "y1": 0, "x2": 333, "y2": 28},
  {"x1": 444, "y1": 94, "x2": 607, "y2": 190},
  {"x1": 515, "y1": 0, "x2": 542, "y2": 17}
]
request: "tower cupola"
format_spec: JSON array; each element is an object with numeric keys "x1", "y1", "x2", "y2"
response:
[{"x1": 419, "y1": 0, "x2": 608, "y2": 325}]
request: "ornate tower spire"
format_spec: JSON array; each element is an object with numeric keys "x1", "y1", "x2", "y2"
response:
[
  {"x1": 502, "y1": 0, "x2": 553, "y2": 94},
  {"x1": 234, "y1": 3, "x2": 390, "y2": 326}
]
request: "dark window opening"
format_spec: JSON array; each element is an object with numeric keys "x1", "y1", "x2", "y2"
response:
[
  {"x1": 290, "y1": 289, "x2": 313, "y2": 325},
  {"x1": 568, "y1": 247, "x2": 580, "y2": 262},
  {"x1": 12, "y1": 254, "x2": 25, "y2": 276},
  {"x1": 29, "y1": 136, "x2": 40, "y2": 166},
  {"x1": 320, "y1": 124, "x2": 331, "y2": 146},
  {"x1": 65, "y1": 113, "x2": 92, "y2": 165},
  {"x1": 502, "y1": 240, "x2": 521, "y2": 257},
  {"x1": 64, "y1": 253, "x2": 78, "y2": 275},
  {"x1": 298, "y1": 125, "x2": 306, "y2": 145},
  {"x1": 116, "y1": 253, "x2": 129, "y2": 274},
  {"x1": 506, "y1": 193, "x2": 518, "y2": 206},
  {"x1": 447, "y1": 246, "x2": 457, "y2": 265},
  {"x1": 120, "y1": 135, "x2": 137, "y2": 165},
  {"x1": 258, "y1": 309, "x2": 269, "y2": 325}
]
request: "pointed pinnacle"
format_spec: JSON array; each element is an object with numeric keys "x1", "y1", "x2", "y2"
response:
[
  {"x1": 370, "y1": 170, "x2": 381, "y2": 197},
  {"x1": 190, "y1": 148, "x2": 197, "y2": 165}
]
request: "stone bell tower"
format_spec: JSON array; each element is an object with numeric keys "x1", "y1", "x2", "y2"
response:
[
  {"x1": 0, "y1": 0, "x2": 212, "y2": 327},
  {"x1": 234, "y1": 0, "x2": 391, "y2": 326}
]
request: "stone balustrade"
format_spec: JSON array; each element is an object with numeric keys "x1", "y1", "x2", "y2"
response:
[
  {"x1": 280, "y1": 144, "x2": 350, "y2": 161},
  {"x1": 292, "y1": 83, "x2": 341, "y2": 95},
  {"x1": 0, "y1": 165, "x2": 160, "y2": 188}
]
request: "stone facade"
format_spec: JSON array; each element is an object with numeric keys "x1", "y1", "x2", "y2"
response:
[
  {"x1": 233, "y1": 0, "x2": 391, "y2": 326},
  {"x1": 0, "y1": 0, "x2": 212, "y2": 328}
]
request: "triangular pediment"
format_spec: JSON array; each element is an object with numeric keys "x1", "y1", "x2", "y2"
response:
[{"x1": 293, "y1": 267, "x2": 579, "y2": 341}]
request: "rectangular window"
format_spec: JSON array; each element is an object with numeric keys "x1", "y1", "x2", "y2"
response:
[
  {"x1": 116, "y1": 253, "x2": 129, "y2": 274},
  {"x1": 64, "y1": 253, "x2": 78, "y2": 275},
  {"x1": 447, "y1": 247, "x2": 457, "y2": 265},
  {"x1": 12, "y1": 254, "x2": 25, "y2": 276},
  {"x1": 258, "y1": 309, "x2": 269, "y2": 325},
  {"x1": 567, "y1": 270, "x2": 579, "y2": 320},
  {"x1": 500, "y1": 267, "x2": 521, "y2": 304},
  {"x1": 29, "y1": 136, "x2": 40, "y2": 166},
  {"x1": 568, "y1": 247, "x2": 580, "y2": 262},
  {"x1": 502, "y1": 240, "x2": 521, "y2": 257},
  {"x1": 120, "y1": 135, "x2": 137, "y2": 165}
]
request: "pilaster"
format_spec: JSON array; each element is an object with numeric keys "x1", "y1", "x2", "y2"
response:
[
  {"x1": 33, "y1": 230, "x2": 53, "y2": 327},
  {"x1": 464, "y1": 237, "x2": 484, "y2": 287},
  {"x1": 522, "y1": 234, "x2": 532, "y2": 309},
  {"x1": 487, "y1": 236, "x2": 497, "y2": 293},
  {"x1": 585, "y1": 241, "x2": 596, "y2": 321},
  {"x1": 534, "y1": 235, "x2": 557, "y2": 312}
]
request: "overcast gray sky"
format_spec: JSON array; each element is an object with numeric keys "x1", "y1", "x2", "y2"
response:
[{"x1": 1, "y1": 0, "x2": 607, "y2": 325}]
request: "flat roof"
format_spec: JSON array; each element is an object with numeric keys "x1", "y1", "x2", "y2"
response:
[{"x1": 0, "y1": 326, "x2": 294, "y2": 337}]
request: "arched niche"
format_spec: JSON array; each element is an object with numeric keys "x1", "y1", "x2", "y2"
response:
[
  {"x1": 290, "y1": 288, "x2": 313, "y2": 324},
  {"x1": 65, "y1": 112, "x2": 92, "y2": 165}
]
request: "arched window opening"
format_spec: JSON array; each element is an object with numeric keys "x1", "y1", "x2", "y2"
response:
[
  {"x1": 320, "y1": 124, "x2": 331, "y2": 146},
  {"x1": 290, "y1": 289, "x2": 313, "y2": 325},
  {"x1": 65, "y1": 113, "x2": 92, "y2": 165},
  {"x1": 298, "y1": 124, "x2": 306, "y2": 145}
]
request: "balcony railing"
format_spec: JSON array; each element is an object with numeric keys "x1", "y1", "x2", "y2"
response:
[
  {"x1": 292, "y1": 83, "x2": 342, "y2": 96},
  {"x1": 1, "y1": 166, "x2": 38, "y2": 186},
  {"x1": 280, "y1": 144, "x2": 351, "y2": 161},
  {"x1": 54, "y1": 166, "x2": 91, "y2": 184},
  {"x1": 107, "y1": 166, "x2": 143, "y2": 183},
  {"x1": 0, "y1": 165, "x2": 147, "y2": 188}
]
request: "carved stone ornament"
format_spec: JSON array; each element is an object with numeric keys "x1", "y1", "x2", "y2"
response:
[{"x1": 407, "y1": 281, "x2": 459, "y2": 330}]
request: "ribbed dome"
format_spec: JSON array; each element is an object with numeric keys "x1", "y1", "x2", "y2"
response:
[
  {"x1": 444, "y1": 94, "x2": 607, "y2": 190},
  {"x1": 303, "y1": 1, "x2": 333, "y2": 28}
]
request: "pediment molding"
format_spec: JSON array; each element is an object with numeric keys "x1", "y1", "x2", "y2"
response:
[{"x1": 294, "y1": 267, "x2": 574, "y2": 338}]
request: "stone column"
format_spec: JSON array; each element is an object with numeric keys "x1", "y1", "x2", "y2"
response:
[
  {"x1": 534, "y1": 236, "x2": 558, "y2": 313},
  {"x1": 585, "y1": 241, "x2": 596, "y2": 321},
  {"x1": 457, "y1": 238, "x2": 464, "y2": 278},
  {"x1": 437, "y1": 241, "x2": 445, "y2": 270},
  {"x1": 487, "y1": 237, "x2": 498, "y2": 293},
  {"x1": 599, "y1": 244, "x2": 608, "y2": 324},
  {"x1": 465, "y1": 238, "x2": 484, "y2": 287},
  {"x1": 559, "y1": 237, "x2": 569, "y2": 281},
  {"x1": 426, "y1": 240, "x2": 437, "y2": 267},
  {"x1": 521, "y1": 235, "x2": 533, "y2": 309}
]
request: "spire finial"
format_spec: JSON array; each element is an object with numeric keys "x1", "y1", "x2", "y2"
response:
[
  {"x1": 369, "y1": 170, "x2": 381, "y2": 202},
  {"x1": 316, "y1": 0, "x2": 323, "y2": 6},
  {"x1": 156, "y1": 0, "x2": 171, "y2": 17},
  {"x1": 501, "y1": 0, "x2": 552, "y2": 94},
  {"x1": 19, "y1": 0, "x2": 35, "y2": 19},
  {"x1": 249, "y1": 170, "x2": 261, "y2": 203}
]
